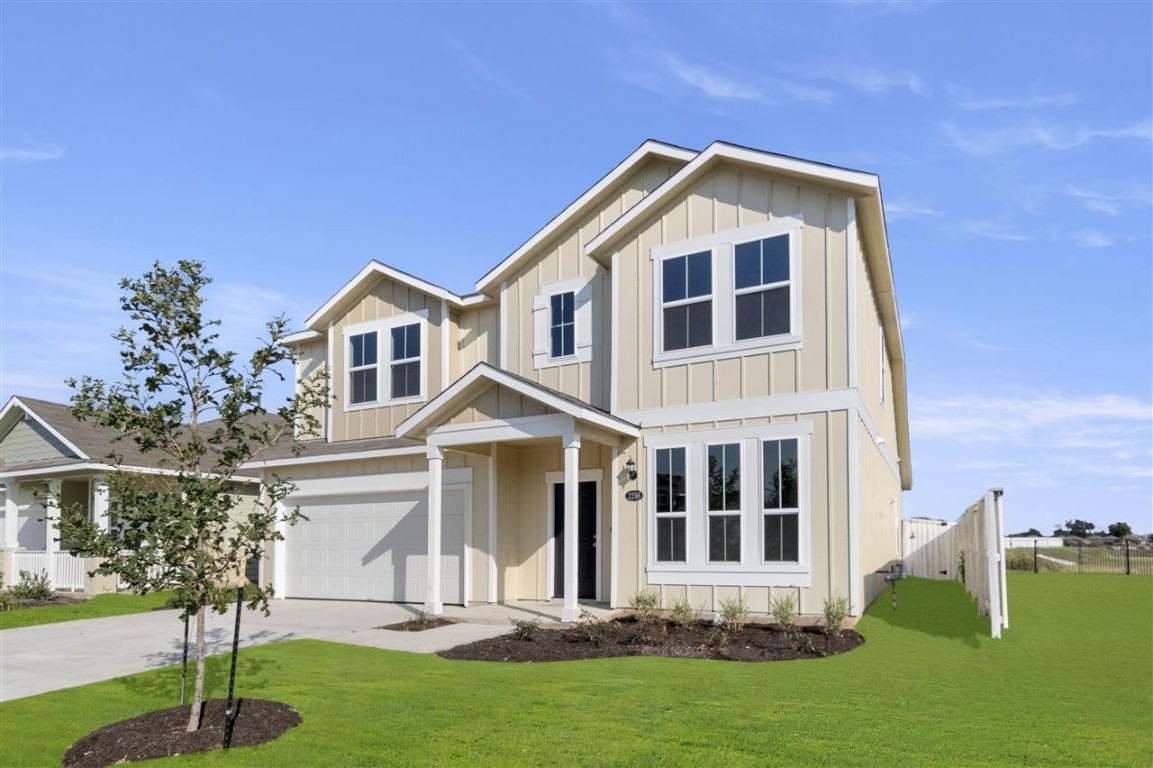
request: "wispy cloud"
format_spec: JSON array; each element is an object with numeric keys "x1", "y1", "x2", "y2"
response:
[
  {"x1": 445, "y1": 36, "x2": 530, "y2": 101},
  {"x1": 1066, "y1": 185, "x2": 1152, "y2": 216},
  {"x1": 899, "y1": 310, "x2": 916, "y2": 330},
  {"x1": 1071, "y1": 229, "x2": 1114, "y2": 248},
  {"x1": 963, "y1": 337, "x2": 1015, "y2": 352},
  {"x1": 885, "y1": 199, "x2": 942, "y2": 220},
  {"x1": 942, "y1": 119, "x2": 1153, "y2": 154},
  {"x1": 949, "y1": 84, "x2": 1077, "y2": 111},
  {"x1": 963, "y1": 219, "x2": 1034, "y2": 242},
  {"x1": 661, "y1": 54, "x2": 764, "y2": 102},
  {"x1": 0, "y1": 140, "x2": 66, "y2": 162},
  {"x1": 804, "y1": 65, "x2": 930, "y2": 97}
]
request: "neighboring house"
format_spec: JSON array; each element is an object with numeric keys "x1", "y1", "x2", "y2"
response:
[
  {"x1": 248, "y1": 139, "x2": 911, "y2": 620},
  {"x1": 0, "y1": 396, "x2": 260, "y2": 591}
]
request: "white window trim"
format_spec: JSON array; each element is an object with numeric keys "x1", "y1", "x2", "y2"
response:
[
  {"x1": 342, "y1": 309, "x2": 429, "y2": 412},
  {"x1": 650, "y1": 216, "x2": 803, "y2": 368},
  {"x1": 532, "y1": 276, "x2": 593, "y2": 370},
  {"x1": 645, "y1": 422, "x2": 812, "y2": 588},
  {"x1": 544, "y1": 469, "x2": 604, "y2": 602}
]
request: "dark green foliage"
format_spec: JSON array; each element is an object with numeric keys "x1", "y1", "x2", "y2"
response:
[
  {"x1": 9, "y1": 570, "x2": 55, "y2": 601},
  {"x1": 1107, "y1": 522, "x2": 1133, "y2": 538}
]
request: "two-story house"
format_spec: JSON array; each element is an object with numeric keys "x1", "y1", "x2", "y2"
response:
[{"x1": 250, "y1": 139, "x2": 912, "y2": 621}]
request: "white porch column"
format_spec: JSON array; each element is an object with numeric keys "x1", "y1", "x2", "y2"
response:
[
  {"x1": 45, "y1": 479, "x2": 61, "y2": 587},
  {"x1": 3, "y1": 483, "x2": 19, "y2": 548},
  {"x1": 425, "y1": 445, "x2": 444, "y2": 615},
  {"x1": 562, "y1": 432, "x2": 581, "y2": 622},
  {"x1": 487, "y1": 446, "x2": 498, "y2": 604},
  {"x1": 92, "y1": 479, "x2": 111, "y2": 534}
]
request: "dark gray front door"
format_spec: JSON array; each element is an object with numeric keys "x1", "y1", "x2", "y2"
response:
[{"x1": 553, "y1": 481, "x2": 597, "y2": 600}]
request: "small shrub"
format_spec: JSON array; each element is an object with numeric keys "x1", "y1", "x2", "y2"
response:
[
  {"x1": 771, "y1": 593, "x2": 798, "y2": 633},
  {"x1": 630, "y1": 588, "x2": 660, "y2": 617},
  {"x1": 669, "y1": 594, "x2": 698, "y2": 627},
  {"x1": 718, "y1": 596, "x2": 749, "y2": 633},
  {"x1": 575, "y1": 608, "x2": 608, "y2": 647},
  {"x1": 10, "y1": 570, "x2": 54, "y2": 601},
  {"x1": 406, "y1": 612, "x2": 433, "y2": 630},
  {"x1": 511, "y1": 617, "x2": 542, "y2": 641},
  {"x1": 823, "y1": 593, "x2": 849, "y2": 636}
]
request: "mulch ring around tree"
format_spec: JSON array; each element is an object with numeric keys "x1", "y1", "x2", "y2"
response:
[
  {"x1": 438, "y1": 615, "x2": 862, "y2": 663},
  {"x1": 378, "y1": 616, "x2": 459, "y2": 632},
  {"x1": 62, "y1": 699, "x2": 301, "y2": 768}
]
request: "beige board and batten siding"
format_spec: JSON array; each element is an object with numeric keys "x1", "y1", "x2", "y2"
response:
[
  {"x1": 270, "y1": 451, "x2": 493, "y2": 604},
  {"x1": 855, "y1": 226, "x2": 898, "y2": 451},
  {"x1": 615, "y1": 410, "x2": 850, "y2": 616},
  {"x1": 857, "y1": 418, "x2": 902, "y2": 608},
  {"x1": 456, "y1": 305, "x2": 499, "y2": 377},
  {"x1": 613, "y1": 164, "x2": 852, "y2": 413},
  {"x1": 0, "y1": 419, "x2": 74, "y2": 465},
  {"x1": 502, "y1": 158, "x2": 683, "y2": 410},
  {"x1": 330, "y1": 278, "x2": 448, "y2": 442},
  {"x1": 294, "y1": 339, "x2": 327, "y2": 439},
  {"x1": 493, "y1": 441, "x2": 612, "y2": 602},
  {"x1": 444, "y1": 384, "x2": 559, "y2": 427}
]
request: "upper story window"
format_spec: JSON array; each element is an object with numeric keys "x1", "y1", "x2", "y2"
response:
[
  {"x1": 390, "y1": 323, "x2": 421, "y2": 399},
  {"x1": 532, "y1": 276, "x2": 593, "y2": 370},
  {"x1": 661, "y1": 251, "x2": 712, "y2": 352},
  {"x1": 343, "y1": 310, "x2": 428, "y2": 411},
  {"x1": 651, "y1": 216, "x2": 802, "y2": 368},
  {"x1": 734, "y1": 234, "x2": 790, "y2": 341},
  {"x1": 550, "y1": 292, "x2": 575, "y2": 359},
  {"x1": 349, "y1": 331, "x2": 378, "y2": 405}
]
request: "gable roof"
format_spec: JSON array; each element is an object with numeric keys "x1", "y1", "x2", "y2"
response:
[
  {"x1": 296, "y1": 261, "x2": 491, "y2": 336},
  {"x1": 474, "y1": 140, "x2": 697, "y2": 294},
  {"x1": 396, "y1": 363, "x2": 640, "y2": 441},
  {"x1": 583, "y1": 140, "x2": 912, "y2": 490}
]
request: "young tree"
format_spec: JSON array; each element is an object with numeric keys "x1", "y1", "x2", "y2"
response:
[
  {"x1": 1107, "y1": 522, "x2": 1132, "y2": 538},
  {"x1": 59, "y1": 261, "x2": 327, "y2": 732}
]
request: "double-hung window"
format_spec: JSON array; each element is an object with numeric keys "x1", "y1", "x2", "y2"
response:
[
  {"x1": 652, "y1": 216, "x2": 802, "y2": 366},
  {"x1": 762, "y1": 438, "x2": 799, "y2": 562},
  {"x1": 550, "y1": 292, "x2": 575, "y2": 359},
  {"x1": 349, "y1": 331, "x2": 378, "y2": 405},
  {"x1": 734, "y1": 234, "x2": 790, "y2": 341},
  {"x1": 707, "y1": 443, "x2": 741, "y2": 563},
  {"x1": 654, "y1": 447, "x2": 687, "y2": 562},
  {"x1": 390, "y1": 323, "x2": 421, "y2": 399},
  {"x1": 661, "y1": 251, "x2": 712, "y2": 352}
]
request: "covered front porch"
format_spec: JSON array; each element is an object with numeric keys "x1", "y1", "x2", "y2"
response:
[{"x1": 397, "y1": 364, "x2": 639, "y2": 621}]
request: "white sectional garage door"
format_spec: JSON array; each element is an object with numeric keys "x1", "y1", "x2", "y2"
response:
[{"x1": 284, "y1": 488, "x2": 466, "y2": 604}]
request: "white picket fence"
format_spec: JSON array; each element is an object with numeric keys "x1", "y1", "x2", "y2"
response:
[
  {"x1": 11, "y1": 551, "x2": 88, "y2": 591},
  {"x1": 900, "y1": 488, "x2": 1008, "y2": 639}
]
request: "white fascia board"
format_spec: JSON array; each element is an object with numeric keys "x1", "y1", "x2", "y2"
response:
[
  {"x1": 475, "y1": 140, "x2": 698, "y2": 294},
  {"x1": 0, "y1": 462, "x2": 257, "y2": 483},
  {"x1": 281, "y1": 330, "x2": 324, "y2": 345},
  {"x1": 242, "y1": 444, "x2": 426, "y2": 470},
  {"x1": 0, "y1": 397, "x2": 89, "y2": 460},
  {"x1": 304, "y1": 261, "x2": 468, "y2": 330},
  {"x1": 585, "y1": 142, "x2": 880, "y2": 261}
]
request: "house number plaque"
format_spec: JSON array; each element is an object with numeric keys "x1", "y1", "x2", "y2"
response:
[{"x1": 625, "y1": 490, "x2": 643, "y2": 502}]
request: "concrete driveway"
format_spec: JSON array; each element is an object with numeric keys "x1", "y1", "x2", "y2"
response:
[{"x1": 0, "y1": 600, "x2": 511, "y2": 703}]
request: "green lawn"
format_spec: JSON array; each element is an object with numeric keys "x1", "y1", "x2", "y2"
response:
[
  {"x1": 0, "y1": 591, "x2": 176, "y2": 630},
  {"x1": 1, "y1": 574, "x2": 1150, "y2": 766}
]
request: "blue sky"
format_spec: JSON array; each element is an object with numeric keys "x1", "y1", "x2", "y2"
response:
[{"x1": 2, "y1": 1, "x2": 1150, "y2": 535}]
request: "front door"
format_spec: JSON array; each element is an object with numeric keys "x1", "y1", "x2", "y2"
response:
[{"x1": 553, "y1": 481, "x2": 597, "y2": 600}]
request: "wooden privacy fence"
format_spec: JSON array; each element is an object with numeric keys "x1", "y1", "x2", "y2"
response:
[{"x1": 901, "y1": 488, "x2": 1008, "y2": 639}]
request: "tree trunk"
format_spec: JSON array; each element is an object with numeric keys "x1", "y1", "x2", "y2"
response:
[{"x1": 186, "y1": 603, "x2": 207, "y2": 732}]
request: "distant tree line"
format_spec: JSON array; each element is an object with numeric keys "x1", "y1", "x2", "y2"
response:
[{"x1": 1007, "y1": 520, "x2": 1141, "y2": 539}]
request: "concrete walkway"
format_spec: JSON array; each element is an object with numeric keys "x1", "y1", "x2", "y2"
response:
[{"x1": 0, "y1": 599, "x2": 611, "y2": 703}]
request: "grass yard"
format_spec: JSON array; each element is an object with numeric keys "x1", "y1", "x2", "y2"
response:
[
  {"x1": 0, "y1": 591, "x2": 176, "y2": 630},
  {"x1": 1, "y1": 574, "x2": 1150, "y2": 766}
]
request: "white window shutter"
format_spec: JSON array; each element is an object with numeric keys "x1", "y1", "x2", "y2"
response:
[
  {"x1": 575, "y1": 281, "x2": 593, "y2": 360},
  {"x1": 532, "y1": 294, "x2": 548, "y2": 367}
]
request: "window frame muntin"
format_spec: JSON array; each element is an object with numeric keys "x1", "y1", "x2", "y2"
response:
[
  {"x1": 341, "y1": 308, "x2": 429, "y2": 412},
  {"x1": 706, "y1": 441, "x2": 743, "y2": 565}
]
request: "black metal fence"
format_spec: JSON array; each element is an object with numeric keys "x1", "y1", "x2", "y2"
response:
[{"x1": 1005, "y1": 538, "x2": 1153, "y2": 575}]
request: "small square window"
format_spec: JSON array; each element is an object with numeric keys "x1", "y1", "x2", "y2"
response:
[{"x1": 549, "y1": 291, "x2": 575, "y2": 358}]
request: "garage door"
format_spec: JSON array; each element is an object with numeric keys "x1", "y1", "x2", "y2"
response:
[{"x1": 284, "y1": 488, "x2": 466, "y2": 604}]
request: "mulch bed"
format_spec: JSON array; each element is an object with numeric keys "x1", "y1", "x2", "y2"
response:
[
  {"x1": 62, "y1": 698, "x2": 301, "y2": 768},
  {"x1": 5, "y1": 592, "x2": 87, "y2": 610},
  {"x1": 378, "y1": 616, "x2": 458, "y2": 632},
  {"x1": 438, "y1": 615, "x2": 862, "y2": 663}
]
